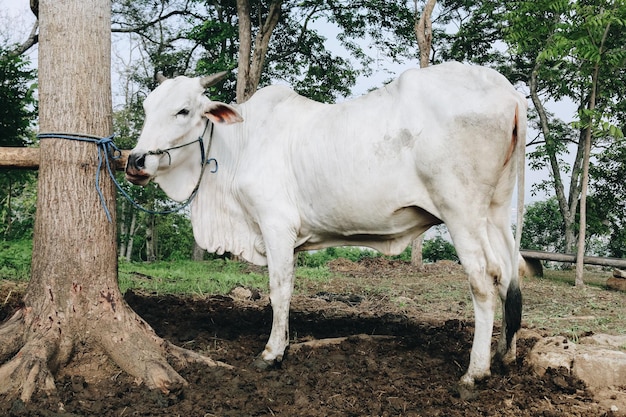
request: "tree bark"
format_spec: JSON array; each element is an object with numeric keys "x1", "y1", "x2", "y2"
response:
[
  {"x1": 236, "y1": 0, "x2": 252, "y2": 103},
  {"x1": 0, "y1": 0, "x2": 226, "y2": 403},
  {"x1": 575, "y1": 17, "x2": 611, "y2": 286},
  {"x1": 236, "y1": 0, "x2": 282, "y2": 103},
  {"x1": 411, "y1": 235, "x2": 424, "y2": 268},
  {"x1": 575, "y1": 63, "x2": 600, "y2": 286},
  {"x1": 125, "y1": 210, "x2": 138, "y2": 261},
  {"x1": 414, "y1": 0, "x2": 436, "y2": 68},
  {"x1": 409, "y1": 0, "x2": 436, "y2": 267},
  {"x1": 145, "y1": 215, "x2": 156, "y2": 262},
  {"x1": 0, "y1": 147, "x2": 129, "y2": 170},
  {"x1": 118, "y1": 201, "x2": 129, "y2": 257},
  {"x1": 193, "y1": 241, "x2": 206, "y2": 261}
]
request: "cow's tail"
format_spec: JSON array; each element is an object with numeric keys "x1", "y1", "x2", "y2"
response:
[{"x1": 505, "y1": 97, "x2": 526, "y2": 348}]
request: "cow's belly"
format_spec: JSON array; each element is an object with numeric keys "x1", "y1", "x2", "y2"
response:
[{"x1": 296, "y1": 205, "x2": 441, "y2": 255}]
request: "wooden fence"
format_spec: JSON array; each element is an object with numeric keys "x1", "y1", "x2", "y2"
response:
[
  {"x1": 521, "y1": 250, "x2": 626, "y2": 269},
  {"x1": 0, "y1": 146, "x2": 129, "y2": 170}
]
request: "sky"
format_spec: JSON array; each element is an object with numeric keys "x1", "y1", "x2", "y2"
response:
[{"x1": 2, "y1": 0, "x2": 579, "y2": 209}]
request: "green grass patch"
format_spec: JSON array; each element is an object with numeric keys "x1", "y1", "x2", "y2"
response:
[
  {"x1": 0, "y1": 239, "x2": 32, "y2": 281},
  {"x1": 118, "y1": 259, "x2": 268, "y2": 296}
]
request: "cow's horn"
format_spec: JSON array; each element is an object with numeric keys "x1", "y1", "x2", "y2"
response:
[
  {"x1": 200, "y1": 71, "x2": 228, "y2": 88},
  {"x1": 156, "y1": 72, "x2": 168, "y2": 84}
]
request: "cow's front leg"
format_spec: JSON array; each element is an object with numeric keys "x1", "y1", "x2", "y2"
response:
[{"x1": 254, "y1": 238, "x2": 296, "y2": 369}]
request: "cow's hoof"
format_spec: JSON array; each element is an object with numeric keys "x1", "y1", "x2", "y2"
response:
[
  {"x1": 456, "y1": 382, "x2": 479, "y2": 401},
  {"x1": 252, "y1": 355, "x2": 281, "y2": 370},
  {"x1": 457, "y1": 372, "x2": 487, "y2": 401}
]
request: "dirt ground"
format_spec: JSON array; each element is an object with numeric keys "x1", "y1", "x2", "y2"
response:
[{"x1": 0, "y1": 258, "x2": 624, "y2": 416}]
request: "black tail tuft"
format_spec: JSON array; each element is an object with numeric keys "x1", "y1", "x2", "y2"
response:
[{"x1": 505, "y1": 283, "x2": 522, "y2": 348}]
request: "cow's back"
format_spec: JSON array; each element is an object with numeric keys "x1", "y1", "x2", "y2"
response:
[{"x1": 241, "y1": 63, "x2": 519, "y2": 230}]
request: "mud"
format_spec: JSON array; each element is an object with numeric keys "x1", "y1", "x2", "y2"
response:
[{"x1": 0, "y1": 259, "x2": 623, "y2": 416}]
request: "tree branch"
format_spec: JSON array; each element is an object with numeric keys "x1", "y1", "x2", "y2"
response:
[
  {"x1": 112, "y1": 10, "x2": 198, "y2": 34},
  {"x1": 11, "y1": 21, "x2": 39, "y2": 55}
]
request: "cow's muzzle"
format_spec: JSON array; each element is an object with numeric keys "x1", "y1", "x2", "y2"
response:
[{"x1": 125, "y1": 152, "x2": 151, "y2": 186}]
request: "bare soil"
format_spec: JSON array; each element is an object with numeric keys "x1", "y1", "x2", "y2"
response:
[{"x1": 1, "y1": 258, "x2": 624, "y2": 416}]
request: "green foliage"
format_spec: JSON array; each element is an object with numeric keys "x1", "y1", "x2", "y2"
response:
[
  {"x1": 521, "y1": 198, "x2": 565, "y2": 252},
  {"x1": 0, "y1": 47, "x2": 38, "y2": 241},
  {"x1": 0, "y1": 48, "x2": 37, "y2": 146},
  {"x1": 296, "y1": 246, "x2": 379, "y2": 267},
  {"x1": 154, "y1": 212, "x2": 196, "y2": 261},
  {"x1": 589, "y1": 137, "x2": 626, "y2": 257},
  {"x1": 188, "y1": 0, "x2": 420, "y2": 103},
  {"x1": 422, "y1": 236, "x2": 458, "y2": 263},
  {"x1": 0, "y1": 171, "x2": 37, "y2": 241},
  {"x1": 0, "y1": 239, "x2": 31, "y2": 280},
  {"x1": 296, "y1": 237, "x2": 455, "y2": 268}
]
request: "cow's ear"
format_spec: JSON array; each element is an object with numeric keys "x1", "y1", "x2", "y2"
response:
[{"x1": 204, "y1": 102, "x2": 243, "y2": 124}]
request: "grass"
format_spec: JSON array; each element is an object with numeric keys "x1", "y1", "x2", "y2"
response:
[
  {"x1": 0, "y1": 240, "x2": 32, "y2": 281},
  {"x1": 521, "y1": 268, "x2": 626, "y2": 337},
  {"x1": 1, "y1": 238, "x2": 625, "y2": 338},
  {"x1": 118, "y1": 259, "x2": 269, "y2": 296},
  {"x1": 117, "y1": 260, "x2": 626, "y2": 337}
]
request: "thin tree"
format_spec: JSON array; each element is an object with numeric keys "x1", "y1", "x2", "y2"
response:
[
  {"x1": 410, "y1": 0, "x2": 437, "y2": 267},
  {"x1": 0, "y1": 0, "x2": 222, "y2": 401},
  {"x1": 236, "y1": 0, "x2": 282, "y2": 102}
]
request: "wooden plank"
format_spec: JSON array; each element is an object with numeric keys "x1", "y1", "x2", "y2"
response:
[
  {"x1": 0, "y1": 147, "x2": 129, "y2": 171},
  {"x1": 520, "y1": 249, "x2": 626, "y2": 269},
  {"x1": 0, "y1": 147, "x2": 40, "y2": 169}
]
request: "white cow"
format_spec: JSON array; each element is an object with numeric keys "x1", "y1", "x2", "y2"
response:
[{"x1": 126, "y1": 62, "x2": 527, "y2": 396}]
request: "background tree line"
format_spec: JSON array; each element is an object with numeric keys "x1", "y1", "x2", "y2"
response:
[{"x1": 1, "y1": 0, "x2": 625, "y2": 268}]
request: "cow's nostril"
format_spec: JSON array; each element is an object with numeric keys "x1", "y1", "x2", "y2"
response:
[{"x1": 127, "y1": 153, "x2": 146, "y2": 171}]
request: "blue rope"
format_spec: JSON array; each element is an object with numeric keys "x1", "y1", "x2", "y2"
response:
[{"x1": 37, "y1": 132, "x2": 213, "y2": 222}]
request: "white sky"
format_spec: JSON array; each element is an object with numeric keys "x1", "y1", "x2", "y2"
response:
[{"x1": 3, "y1": 0, "x2": 579, "y2": 209}]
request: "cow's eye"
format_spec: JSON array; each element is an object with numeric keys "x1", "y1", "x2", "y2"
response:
[{"x1": 176, "y1": 108, "x2": 190, "y2": 116}]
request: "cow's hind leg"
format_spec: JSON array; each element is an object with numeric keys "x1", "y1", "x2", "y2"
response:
[
  {"x1": 447, "y1": 210, "x2": 521, "y2": 399},
  {"x1": 488, "y1": 214, "x2": 522, "y2": 366},
  {"x1": 446, "y1": 219, "x2": 502, "y2": 398}
]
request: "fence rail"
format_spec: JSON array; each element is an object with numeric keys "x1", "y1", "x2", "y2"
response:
[
  {"x1": 0, "y1": 146, "x2": 129, "y2": 170},
  {"x1": 520, "y1": 250, "x2": 626, "y2": 269}
]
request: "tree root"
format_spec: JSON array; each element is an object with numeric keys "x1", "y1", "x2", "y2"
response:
[
  {"x1": 0, "y1": 319, "x2": 60, "y2": 402},
  {"x1": 165, "y1": 340, "x2": 233, "y2": 369},
  {"x1": 0, "y1": 310, "x2": 27, "y2": 362},
  {"x1": 0, "y1": 293, "x2": 234, "y2": 402},
  {"x1": 97, "y1": 299, "x2": 233, "y2": 395},
  {"x1": 289, "y1": 334, "x2": 395, "y2": 353}
]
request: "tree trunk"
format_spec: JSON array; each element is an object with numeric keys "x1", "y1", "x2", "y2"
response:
[
  {"x1": 125, "y1": 210, "x2": 138, "y2": 261},
  {"x1": 118, "y1": 201, "x2": 129, "y2": 257},
  {"x1": 411, "y1": 235, "x2": 424, "y2": 268},
  {"x1": 409, "y1": 0, "x2": 436, "y2": 267},
  {"x1": 145, "y1": 215, "x2": 156, "y2": 261},
  {"x1": 236, "y1": 0, "x2": 252, "y2": 103},
  {"x1": 193, "y1": 242, "x2": 206, "y2": 261},
  {"x1": 0, "y1": 0, "x2": 225, "y2": 402},
  {"x1": 414, "y1": 0, "x2": 436, "y2": 68},
  {"x1": 236, "y1": 0, "x2": 282, "y2": 103},
  {"x1": 575, "y1": 63, "x2": 600, "y2": 286}
]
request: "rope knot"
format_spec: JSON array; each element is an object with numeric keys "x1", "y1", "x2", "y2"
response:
[{"x1": 37, "y1": 121, "x2": 215, "y2": 222}]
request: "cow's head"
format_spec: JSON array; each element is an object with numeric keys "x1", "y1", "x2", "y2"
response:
[{"x1": 125, "y1": 72, "x2": 243, "y2": 201}]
